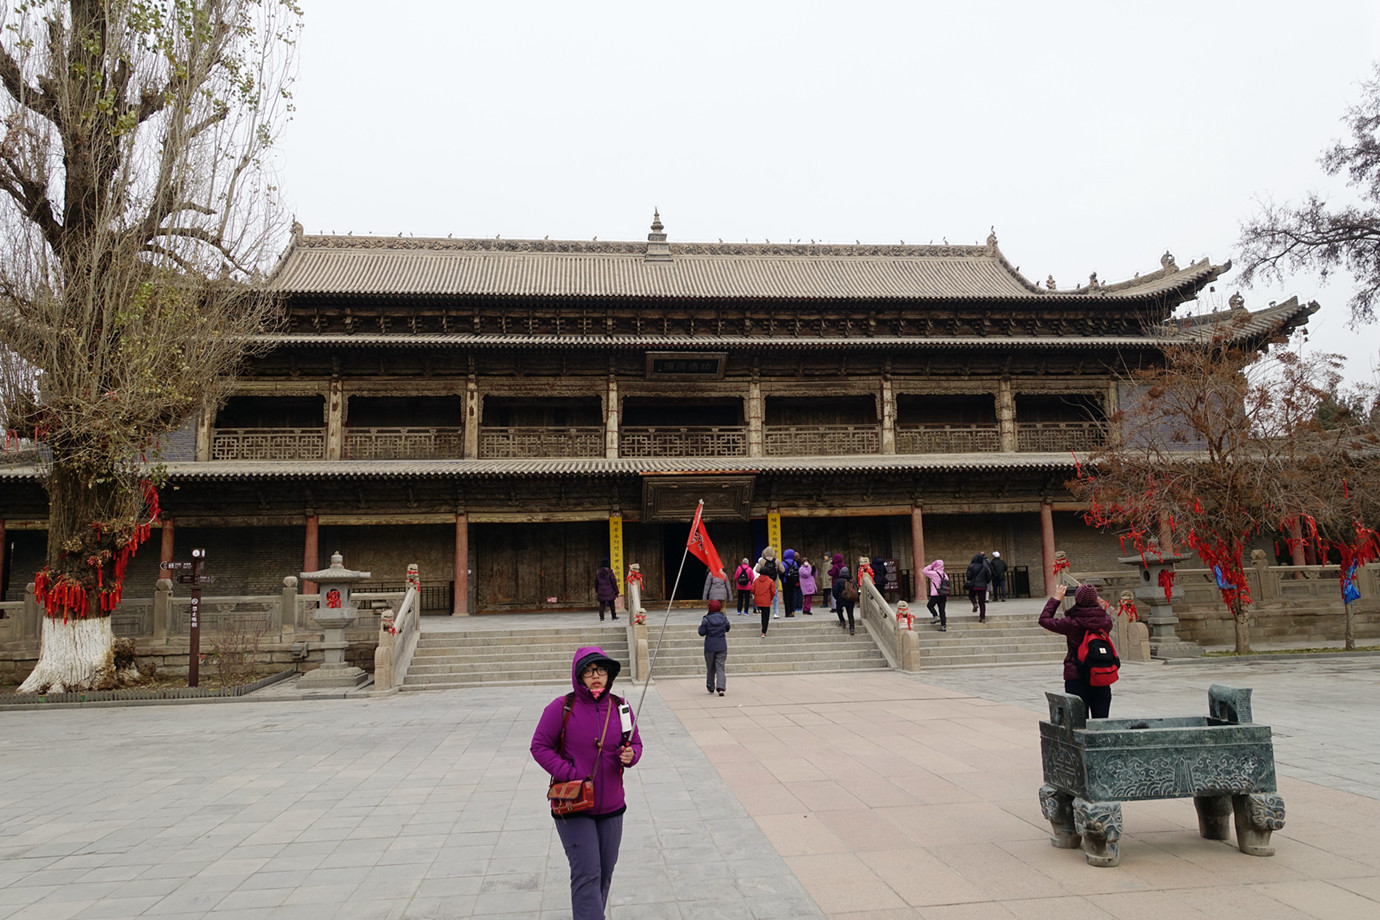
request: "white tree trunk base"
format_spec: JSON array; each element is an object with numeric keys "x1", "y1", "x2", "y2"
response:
[{"x1": 18, "y1": 617, "x2": 117, "y2": 693}]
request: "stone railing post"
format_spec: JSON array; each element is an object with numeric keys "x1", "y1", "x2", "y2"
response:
[
  {"x1": 374, "y1": 612, "x2": 396, "y2": 691},
  {"x1": 21, "y1": 583, "x2": 39, "y2": 641},
  {"x1": 281, "y1": 576, "x2": 299, "y2": 634},
  {"x1": 1252, "y1": 550, "x2": 1278, "y2": 601},
  {"x1": 153, "y1": 578, "x2": 172, "y2": 639}
]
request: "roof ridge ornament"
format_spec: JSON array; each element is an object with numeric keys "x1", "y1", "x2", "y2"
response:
[
  {"x1": 1161, "y1": 250, "x2": 1178, "y2": 272},
  {"x1": 645, "y1": 208, "x2": 671, "y2": 263}
]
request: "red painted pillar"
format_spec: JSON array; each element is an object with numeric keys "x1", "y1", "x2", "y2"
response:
[
  {"x1": 1286, "y1": 518, "x2": 1307, "y2": 575},
  {"x1": 454, "y1": 511, "x2": 469, "y2": 616},
  {"x1": 1040, "y1": 502, "x2": 1056, "y2": 595},
  {"x1": 302, "y1": 514, "x2": 319, "y2": 593},
  {"x1": 910, "y1": 505, "x2": 925, "y2": 600}
]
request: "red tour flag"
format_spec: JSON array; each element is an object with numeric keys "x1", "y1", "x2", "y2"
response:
[{"x1": 687, "y1": 502, "x2": 727, "y2": 580}]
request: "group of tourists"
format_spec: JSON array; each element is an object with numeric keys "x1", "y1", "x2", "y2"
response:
[
  {"x1": 720, "y1": 546, "x2": 878, "y2": 638},
  {"x1": 918, "y1": 549, "x2": 1010, "y2": 629}
]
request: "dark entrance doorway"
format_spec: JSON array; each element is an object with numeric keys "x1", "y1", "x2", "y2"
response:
[{"x1": 662, "y1": 522, "x2": 707, "y2": 602}]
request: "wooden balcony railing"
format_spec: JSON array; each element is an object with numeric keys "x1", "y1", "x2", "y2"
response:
[
  {"x1": 896, "y1": 423, "x2": 1000, "y2": 454},
  {"x1": 479, "y1": 426, "x2": 604, "y2": 459},
  {"x1": 345, "y1": 427, "x2": 463, "y2": 460},
  {"x1": 620, "y1": 426, "x2": 747, "y2": 458},
  {"x1": 765, "y1": 424, "x2": 879, "y2": 456},
  {"x1": 212, "y1": 427, "x2": 325, "y2": 461},
  {"x1": 1016, "y1": 421, "x2": 1106, "y2": 452}
]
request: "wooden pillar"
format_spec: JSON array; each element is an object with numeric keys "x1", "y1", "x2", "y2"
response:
[
  {"x1": 1040, "y1": 502, "x2": 1056, "y2": 595},
  {"x1": 453, "y1": 511, "x2": 469, "y2": 615},
  {"x1": 880, "y1": 374, "x2": 896, "y2": 454},
  {"x1": 997, "y1": 379, "x2": 1016, "y2": 452},
  {"x1": 0, "y1": 518, "x2": 6, "y2": 602},
  {"x1": 464, "y1": 376, "x2": 480, "y2": 459},
  {"x1": 195, "y1": 409, "x2": 213, "y2": 462},
  {"x1": 910, "y1": 505, "x2": 925, "y2": 596},
  {"x1": 158, "y1": 518, "x2": 175, "y2": 575},
  {"x1": 325, "y1": 379, "x2": 344, "y2": 460},
  {"x1": 747, "y1": 374, "x2": 763, "y2": 458},
  {"x1": 1104, "y1": 380, "x2": 1121, "y2": 448},
  {"x1": 302, "y1": 514, "x2": 320, "y2": 593},
  {"x1": 605, "y1": 377, "x2": 619, "y2": 459}
]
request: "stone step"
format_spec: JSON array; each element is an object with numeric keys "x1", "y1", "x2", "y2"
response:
[{"x1": 401, "y1": 658, "x2": 891, "y2": 690}]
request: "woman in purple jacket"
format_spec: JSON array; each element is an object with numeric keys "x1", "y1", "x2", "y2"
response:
[
  {"x1": 531, "y1": 647, "x2": 644, "y2": 920},
  {"x1": 1038, "y1": 583, "x2": 1114, "y2": 718}
]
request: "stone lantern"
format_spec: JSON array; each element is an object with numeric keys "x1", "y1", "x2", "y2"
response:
[
  {"x1": 1118, "y1": 541, "x2": 1201, "y2": 659},
  {"x1": 298, "y1": 552, "x2": 372, "y2": 688}
]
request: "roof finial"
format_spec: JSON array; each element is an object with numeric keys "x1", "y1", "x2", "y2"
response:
[{"x1": 645, "y1": 208, "x2": 670, "y2": 262}]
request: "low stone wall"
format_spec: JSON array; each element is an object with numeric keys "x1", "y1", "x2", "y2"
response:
[
  {"x1": 1173, "y1": 600, "x2": 1380, "y2": 647},
  {"x1": 1, "y1": 635, "x2": 377, "y2": 686}
]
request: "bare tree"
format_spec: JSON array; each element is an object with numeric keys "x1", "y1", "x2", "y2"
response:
[
  {"x1": 0, "y1": 1, "x2": 300, "y2": 691},
  {"x1": 1072, "y1": 317, "x2": 1374, "y2": 654},
  {"x1": 1238, "y1": 63, "x2": 1380, "y2": 326}
]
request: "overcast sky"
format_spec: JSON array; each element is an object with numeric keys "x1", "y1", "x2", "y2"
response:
[{"x1": 276, "y1": 1, "x2": 1380, "y2": 387}]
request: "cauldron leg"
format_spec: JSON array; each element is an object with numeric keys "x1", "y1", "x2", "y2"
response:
[
  {"x1": 1232, "y1": 792, "x2": 1285, "y2": 857},
  {"x1": 1194, "y1": 794, "x2": 1232, "y2": 840},
  {"x1": 1039, "y1": 785, "x2": 1080, "y2": 849},
  {"x1": 1073, "y1": 798, "x2": 1122, "y2": 867}
]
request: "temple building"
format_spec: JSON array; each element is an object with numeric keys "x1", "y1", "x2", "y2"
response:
[{"x1": 0, "y1": 215, "x2": 1315, "y2": 614}]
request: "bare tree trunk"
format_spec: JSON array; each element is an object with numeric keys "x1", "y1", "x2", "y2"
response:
[
  {"x1": 1344, "y1": 598, "x2": 1356, "y2": 651},
  {"x1": 1232, "y1": 598, "x2": 1252, "y2": 655},
  {"x1": 20, "y1": 459, "x2": 131, "y2": 691},
  {"x1": 17, "y1": 617, "x2": 116, "y2": 693}
]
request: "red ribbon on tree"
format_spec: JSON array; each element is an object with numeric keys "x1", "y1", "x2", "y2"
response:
[
  {"x1": 1117, "y1": 597, "x2": 1138, "y2": 621},
  {"x1": 1157, "y1": 568, "x2": 1176, "y2": 605}
]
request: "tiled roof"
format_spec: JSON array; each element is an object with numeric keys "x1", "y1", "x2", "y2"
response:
[
  {"x1": 250, "y1": 298, "x2": 1316, "y2": 351},
  {"x1": 0, "y1": 453, "x2": 1079, "y2": 483},
  {"x1": 269, "y1": 232, "x2": 1227, "y2": 302}
]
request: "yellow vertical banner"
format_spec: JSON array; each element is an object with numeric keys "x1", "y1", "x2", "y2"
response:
[
  {"x1": 609, "y1": 515, "x2": 624, "y2": 583},
  {"x1": 767, "y1": 512, "x2": 782, "y2": 577}
]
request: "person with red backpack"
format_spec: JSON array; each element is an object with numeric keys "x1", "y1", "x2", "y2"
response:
[{"x1": 1038, "y1": 582, "x2": 1117, "y2": 718}]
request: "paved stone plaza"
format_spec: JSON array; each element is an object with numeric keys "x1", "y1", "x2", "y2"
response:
[{"x1": 1, "y1": 654, "x2": 1379, "y2": 919}]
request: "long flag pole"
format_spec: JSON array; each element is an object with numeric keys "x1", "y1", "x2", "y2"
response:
[{"x1": 629, "y1": 499, "x2": 723, "y2": 739}]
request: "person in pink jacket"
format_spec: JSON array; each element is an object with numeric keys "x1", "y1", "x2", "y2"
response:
[
  {"x1": 922, "y1": 559, "x2": 949, "y2": 631},
  {"x1": 798, "y1": 556, "x2": 818, "y2": 615}
]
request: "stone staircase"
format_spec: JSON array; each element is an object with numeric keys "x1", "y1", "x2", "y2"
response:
[
  {"x1": 641, "y1": 618, "x2": 889, "y2": 678},
  {"x1": 401, "y1": 626, "x2": 632, "y2": 691},
  {"x1": 909, "y1": 610, "x2": 1069, "y2": 668},
  {"x1": 398, "y1": 606, "x2": 1066, "y2": 691}
]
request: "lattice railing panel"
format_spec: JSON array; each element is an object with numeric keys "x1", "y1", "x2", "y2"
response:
[
  {"x1": 896, "y1": 424, "x2": 1000, "y2": 454},
  {"x1": 620, "y1": 427, "x2": 748, "y2": 458},
  {"x1": 764, "y1": 425, "x2": 879, "y2": 456},
  {"x1": 1016, "y1": 422, "x2": 1106, "y2": 452},
  {"x1": 345, "y1": 427, "x2": 463, "y2": 460},
  {"x1": 479, "y1": 427, "x2": 604, "y2": 459},
  {"x1": 168, "y1": 599, "x2": 278, "y2": 637},
  {"x1": 212, "y1": 428, "x2": 326, "y2": 461}
]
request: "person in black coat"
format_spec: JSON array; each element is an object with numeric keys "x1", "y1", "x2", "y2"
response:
[
  {"x1": 698, "y1": 599, "x2": 731, "y2": 695},
  {"x1": 964, "y1": 553, "x2": 992, "y2": 622}
]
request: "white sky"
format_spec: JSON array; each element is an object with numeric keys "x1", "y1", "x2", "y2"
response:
[{"x1": 276, "y1": 0, "x2": 1380, "y2": 387}]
